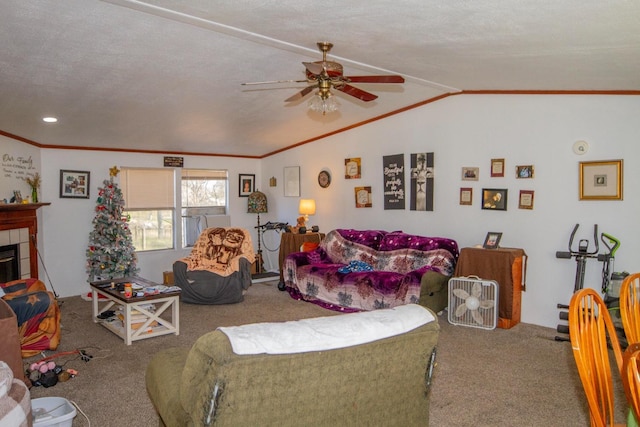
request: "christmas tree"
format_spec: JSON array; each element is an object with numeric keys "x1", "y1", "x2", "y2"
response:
[{"x1": 86, "y1": 166, "x2": 139, "y2": 281}]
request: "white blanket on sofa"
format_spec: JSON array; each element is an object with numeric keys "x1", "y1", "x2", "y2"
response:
[{"x1": 218, "y1": 304, "x2": 435, "y2": 355}]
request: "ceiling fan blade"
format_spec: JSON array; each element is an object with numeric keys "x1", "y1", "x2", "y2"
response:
[
  {"x1": 303, "y1": 62, "x2": 324, "y2": 76},
  {"x1": 345, "y1": 75, "x2": 405, "y2": 84},
  {"x1": 241, "y1": 79, "x2": 308, "y2": 86},
  {"x1": 336, "y1": 84, "x2": 378, "y2": 102},
  {"x1": 285, "y1": 85, "x2": 316, "y2": 102}
]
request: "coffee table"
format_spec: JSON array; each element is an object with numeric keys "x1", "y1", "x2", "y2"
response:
[{"x1": 90, "y1": 276, "x2": 180, "y2": 345}]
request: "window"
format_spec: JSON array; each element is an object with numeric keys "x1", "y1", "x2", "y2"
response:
[
  {"x1": 121, "y1": 167, "x2": 229, "y2": 252},
  {"x1": 121, "y1": 168, "x2": 175, "y2": 251},
  {"x1": 181, "y1": 169, "x2": 228, "y2": 247}
]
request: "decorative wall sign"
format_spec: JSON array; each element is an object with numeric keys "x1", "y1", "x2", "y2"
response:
[
  {"x1": 579, "y1": 159, "x2": 623, "y2": 200},
  {"x1": 410, "y1": 152, "x2": 434, "y2": 211},
  {"x1": 239, "y1": 174, "x2": 255, "y2": 197},
  {"x1": 60, "y1": 170, "x2": 90, "y2": 199},
  {"x1": 345, "y1": 158, "x2": 361, "y2": 179},
  {"x1": 382, "y1": 154, "x2": 405, "y2": 210},
  {"x1": 163, "y1": 156, "x2": 184, "y2": 167}
]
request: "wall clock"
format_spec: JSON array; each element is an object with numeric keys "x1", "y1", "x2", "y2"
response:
[{"x1": 318, "y1": 170, "x2": 331, "y2": 188}]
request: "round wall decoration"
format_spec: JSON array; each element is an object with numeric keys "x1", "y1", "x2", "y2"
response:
[{"x1": 318, "y1": 170, "x2": 331, "y2": 188}]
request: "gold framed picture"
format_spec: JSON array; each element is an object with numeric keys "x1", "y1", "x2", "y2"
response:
[
  {"x1": 345, "y1": 158, "x2": 361, "y2": 179},
  {"x1": 579, "y1": 160, "x2": 623, "y2": 200},
  {"x1": 355, "y1": 186, "x2": 372, "y2": 208},
  {"x1": 516, "y1": 165, "x2": 534, "y2": 179}
]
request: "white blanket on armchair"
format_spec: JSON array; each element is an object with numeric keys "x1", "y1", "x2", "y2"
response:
[{"x1": 218, "y1": 304, "x2": 435, "y2": 355}]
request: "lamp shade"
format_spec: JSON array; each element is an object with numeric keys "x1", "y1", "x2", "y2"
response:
[
  {"x1": 247, "y1": 190, "x2": 268, "y2": 214},
  {"x1": 299, "y1": 199, "x2": 316, "y2": 216}
]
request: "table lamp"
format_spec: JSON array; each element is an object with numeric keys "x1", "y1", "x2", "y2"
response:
[
  {"x1": 298, "y1": 199, "x2": 316, "y2": 228},
  {"x1": 247, "y1": 190, "x2": 268, "y2": 274}
]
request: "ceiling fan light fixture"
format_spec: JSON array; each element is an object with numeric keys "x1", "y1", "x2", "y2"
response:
[{"x1": 308, "y1": 92, "x2": 339, "y2": 115}]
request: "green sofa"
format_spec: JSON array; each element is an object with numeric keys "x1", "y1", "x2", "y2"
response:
[{"x1": 146, "y1": 305, "x2": 440, "y2": 426}]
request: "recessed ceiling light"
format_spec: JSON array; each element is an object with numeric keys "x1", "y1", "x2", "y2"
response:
[{"x1": 42, "y1": 117, "x2": 58, "y2": 123}]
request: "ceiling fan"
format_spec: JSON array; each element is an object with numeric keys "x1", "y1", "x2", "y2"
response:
[{"x1": 242, "y1": 42, "x2": 405, "y2": 114}]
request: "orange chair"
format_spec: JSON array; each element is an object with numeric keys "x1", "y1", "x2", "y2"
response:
[
  {"x1": 569, "y1": 288, "x2": 624, "y2": 426},
  {"x1": 622, "y1": 344, "x2": 640, "y2": 424},
  {"x1": 620, "y1": 273, "x2": 640, "y2": 345}
]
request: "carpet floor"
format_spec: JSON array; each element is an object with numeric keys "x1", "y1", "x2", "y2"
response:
[{"x1": 27, "y1": 281, "x2": 627, "y2": 426}]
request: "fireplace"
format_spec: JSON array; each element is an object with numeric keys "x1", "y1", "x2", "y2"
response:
[
  {"x1": 0, "y1": 203, "x2": 49, "y2": 280},
  {"x1": 0, "y1": 244, "x2": 20, "y2": 283}
]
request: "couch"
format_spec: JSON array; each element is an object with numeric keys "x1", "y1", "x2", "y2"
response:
[
  {"x1": 173, "y1": 227, "x2": 255, "y2": 304},
  {"x1": 284, "y1": 229, "x2": 459, "y2": 313},
  {"x1": 146, "y1": 304, "x2": 439, "y2": 426}
]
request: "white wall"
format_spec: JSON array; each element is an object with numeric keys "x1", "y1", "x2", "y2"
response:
[
  {"x1": 1, "y1": 136, "x2": 41, "y2": 199},
  {"x1": 4, "y1": 93, "x2": 638, "y2": 328},
  {"x1": 261, "y1": 94, "x2": 640, "y2": 328},
  {"x1": 37, "y1": 149, "x2": 263, "y2": 297}
]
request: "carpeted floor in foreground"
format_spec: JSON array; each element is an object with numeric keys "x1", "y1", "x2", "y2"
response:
[{"x1": 28, "y1": 281, "x2": 627, "y2": 426}]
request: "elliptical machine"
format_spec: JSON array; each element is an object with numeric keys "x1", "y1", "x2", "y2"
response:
[{"x1": 555, "y1": 224, "x2": 601, "y2": 342}]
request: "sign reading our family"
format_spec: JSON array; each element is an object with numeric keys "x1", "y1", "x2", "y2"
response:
[
  {"x1": 2, "y1": 153, "x2": 36, "y2": 181},
  {"x1": 382, "y1": 153, "x2": 405, "y2": 210}
]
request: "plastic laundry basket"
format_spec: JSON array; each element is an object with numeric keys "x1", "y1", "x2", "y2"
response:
[{"x1": 31, "y1": 397, "x2": 77, "y2": 427}]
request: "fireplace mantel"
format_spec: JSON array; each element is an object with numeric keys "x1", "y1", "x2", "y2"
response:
[
  {"x1": 0, "y1": 202, "x2": 50, "y2": 278},
  {"x1": 0, "y1": 202, "x2": 51, "y2": 213}
]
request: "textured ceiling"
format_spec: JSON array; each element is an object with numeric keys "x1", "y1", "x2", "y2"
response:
[{"x1": 1, "y1": 0, "x2": 639, "y2": 157}]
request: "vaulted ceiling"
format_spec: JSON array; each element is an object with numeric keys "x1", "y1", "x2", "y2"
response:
[{"x1": 1, "y1": 1, "x2": 639, "y2": 157}]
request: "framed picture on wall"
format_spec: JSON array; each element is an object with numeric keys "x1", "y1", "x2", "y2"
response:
[
  {"x1": 345, "y1": 158, "x2": 361, "y2": 179},
  {"x1": 481, "y1": 188, "x2": 507, "y2": 210},
  {"x1": 518, "y1": 190, "x2": 535, "y2": 209},
  {"x1": 461, "y1": 167, "x2": 479, "y2": 181},
  {"x1": 459, "y1": 187, "x2": 473, "y2": 205},
  {"x1": 239, "y1": 174, "x2": 255, "y2": 197},
  {"x1": 516, "y1": 165, "x2": 534, "y2": 178},
  {"x1": 355, "y1": 186, "x2": 372, "y2": 208},
  {"x1": 284, "y1": 166, "x2": 300, "y2": 197},
  {"x1": 490, "y1": 158, "x2": 505, "y2": 177},
  {"x1": 60, "y1": 170, "x2": 90, "y2": 199},
  {"x1": 579, "y1": 159, "x2": 623, "y2": 200}
]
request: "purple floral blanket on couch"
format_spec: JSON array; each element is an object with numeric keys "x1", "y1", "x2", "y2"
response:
[{"x1": 284, "y1": 229, "x2": 459, "y2": 312}]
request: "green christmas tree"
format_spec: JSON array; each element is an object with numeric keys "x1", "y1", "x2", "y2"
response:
[{"x1": 86, "y1": 167, "x2": 138, "y2": 281}]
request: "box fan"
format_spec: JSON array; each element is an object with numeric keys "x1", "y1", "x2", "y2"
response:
[{"x1": 448, "y1": 276, "x2": 499, "y2": 330}]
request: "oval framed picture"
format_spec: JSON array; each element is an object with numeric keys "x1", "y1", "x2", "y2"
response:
[{"x1": 318, "y1": 170, "x2": 331, "y2": 188}]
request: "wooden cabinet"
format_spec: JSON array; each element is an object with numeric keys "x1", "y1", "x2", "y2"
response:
[
  {"x1": 277, "y1": 232, "x2": 325, "y2": 290},
  {"x1": 454, "y1": 247, "x2": 527, "y2": 329}
]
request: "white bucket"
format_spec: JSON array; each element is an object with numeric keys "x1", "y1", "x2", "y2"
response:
[{"x1": 31, "y1": 397, "x2": 77, "y2": 427}]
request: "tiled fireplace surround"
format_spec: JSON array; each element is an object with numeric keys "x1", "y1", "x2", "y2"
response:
[
  {"x1": 0, "y1": 227, "x2": 31, "y2": 280},
  {"x1": 0, "y1": 204, "x2": 47, "y2": 280}
]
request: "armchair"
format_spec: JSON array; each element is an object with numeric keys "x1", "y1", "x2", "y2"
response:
[
  {"x1": 173, "y1": 227, "x2": 255, "y2": 304},
  {"x1": 0, "y1": 278, "x2": 60, "y2": 358}
]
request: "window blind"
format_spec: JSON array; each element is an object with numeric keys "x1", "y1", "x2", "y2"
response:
[{"x1": 120, "y1": 168, "x2": 174, "y2": 209}]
